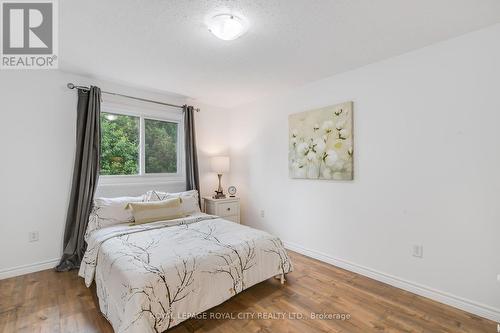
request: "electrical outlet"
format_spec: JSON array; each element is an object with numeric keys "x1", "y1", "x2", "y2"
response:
[
  {"x1": 497, "y1": 274, "x2": 500, "y2": 283},
  {"x1": 260, "y1": 210, "x2": 265, "y2": 218},
  {"x1": 28, "y1": 231, "x2": 39, "y2": 242},
  {"x1": 412, "y1": 245, "x2": 423, "y2": 258}
]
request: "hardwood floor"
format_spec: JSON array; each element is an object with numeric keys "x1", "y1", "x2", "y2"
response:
[{"x1": 0, "y1": 251, "x2": 495, "y2": 333}]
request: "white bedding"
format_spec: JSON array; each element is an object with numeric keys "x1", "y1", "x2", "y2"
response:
[{"x1": 79, "y1": 213, "x2": 293, "y2": 333}]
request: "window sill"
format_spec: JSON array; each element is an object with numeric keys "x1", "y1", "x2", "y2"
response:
[{"x1": 98, "y1": 174, "x2": 185, "y2": 186}]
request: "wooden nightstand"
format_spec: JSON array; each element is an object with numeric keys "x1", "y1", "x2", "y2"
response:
[{"x1": 203, "y1": 197, "x2": 240, "y2": 224}]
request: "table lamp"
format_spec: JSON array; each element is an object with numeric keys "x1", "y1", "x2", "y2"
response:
[{"x1": 210, "y1": 156, "x2": 230, "y2": 199}]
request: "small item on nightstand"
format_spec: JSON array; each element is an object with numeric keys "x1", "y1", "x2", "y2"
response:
[{"x1": 228, "y1": 186, "x2": 237, "y2": 197}]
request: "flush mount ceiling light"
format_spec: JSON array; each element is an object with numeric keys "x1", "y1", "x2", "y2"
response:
[{"x1": 207, "y1": 14, "x2": 248, "y2": 41}]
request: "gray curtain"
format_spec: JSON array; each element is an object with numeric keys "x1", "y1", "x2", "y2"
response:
[
  {"x1": 184, "y1": 105, "x2": 200, "y2": 207},
  {"x1": 56, "y1": 86, "x2": 101, "y2": 272}
]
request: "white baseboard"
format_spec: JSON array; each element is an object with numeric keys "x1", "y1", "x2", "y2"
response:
[
  {"x1": 284, "y1": 241, "x2": 500, "y2": 323},
  {"x1": 0, "y1": 258, "x2": 60, "y2": 280}
]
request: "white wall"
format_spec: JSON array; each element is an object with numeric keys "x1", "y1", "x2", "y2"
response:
[
  {"x1": 0, "y1": 70, "x2": 229, "y2": 278},
  {"x1": 0, "y1": 71, "x2": 77, "y2": 277},
  {"x1": 190, "y1": 101, "x2": 232, "y2": 200},
  {"x1": 228, "y1": 24, "x2": 500, "y2": 320}
]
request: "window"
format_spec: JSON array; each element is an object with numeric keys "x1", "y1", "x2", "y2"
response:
[
  {"x1": 100, "y1": 113, "x2": 140, "y2": 175},
  {"x1": 144, "y1": 118, "x2": 178, "y2": 174},
  {"x1": 100, "y1": 105, "x2": 183, "y2": 179}
]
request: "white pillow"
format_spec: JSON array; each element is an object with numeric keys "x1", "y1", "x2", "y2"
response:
[
  {"x1": 145, "y1": 190, "x2": 201, "y2": 215},
  {"x1": 86, "y1": 195, "x2": 145, "y2": 237}
]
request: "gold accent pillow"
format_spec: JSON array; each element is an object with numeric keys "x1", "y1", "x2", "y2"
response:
[{"x1": 126, "y1": 197, "x2": 185, "y2": 225}]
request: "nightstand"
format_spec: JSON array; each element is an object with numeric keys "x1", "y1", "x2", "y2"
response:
[{"x1": 203, "y1": 197, "x2": 240, "y2": 224}]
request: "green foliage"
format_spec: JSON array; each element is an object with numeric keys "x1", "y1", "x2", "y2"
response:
[
  {"x1": 99, "y1": 113, "x2": 177, "y2": 175},
  {"x1": 100, "y1": 113, "x2": 139, "y2": 175},
  {"x1": 145, "y1": 119, "x2": 177, "y2": 173}
]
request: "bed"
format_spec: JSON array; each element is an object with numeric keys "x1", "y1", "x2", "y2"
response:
[{"x1": 79, "y1": 209, "x2": 293, "y2": 333}]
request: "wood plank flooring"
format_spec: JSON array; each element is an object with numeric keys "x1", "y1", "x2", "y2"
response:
[{"x1": 0, "y1": 251, "x2": 496, "y2": 333}]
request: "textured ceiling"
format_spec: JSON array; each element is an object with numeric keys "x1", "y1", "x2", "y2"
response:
[{"x1": 60, "y1": 0, "x2": 500, "y2": 108}]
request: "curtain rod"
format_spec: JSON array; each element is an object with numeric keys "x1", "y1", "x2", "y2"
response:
[{"x1": 66, "y1": 83, "x2": 200, "y2": 112}]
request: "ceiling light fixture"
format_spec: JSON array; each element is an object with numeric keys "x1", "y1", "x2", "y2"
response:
[{"x1": 207, "y1": 14, "x2": 248, "y2": 41}]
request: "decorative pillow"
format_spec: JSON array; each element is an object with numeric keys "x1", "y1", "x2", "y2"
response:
[
  {"x1": 126, "y1": 197, "x2": 185, "y2": 225},
  {"x1": 86, "y1": 195, "x2": 146, "y2": 238},
  {"x1": 145, "y1": 190, "x2": 201, "y2": 215}
]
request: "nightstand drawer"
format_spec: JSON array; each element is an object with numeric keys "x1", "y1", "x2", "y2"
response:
[
  {"x1": 217, "y1": 202, "x2": 239, "y2": 217},
  {"x1": 203, "y1": 197, "x2": 240, "y2": 224}
]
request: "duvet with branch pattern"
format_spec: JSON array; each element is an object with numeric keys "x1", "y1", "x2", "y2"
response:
[{"x1": 79, "y1": 214, "x2": 292, "y2": 333}]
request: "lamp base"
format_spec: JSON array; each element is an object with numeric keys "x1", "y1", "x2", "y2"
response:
[
  {"x1": 213, "y1": 173, "x2": 226, "y2": 199},
  {"x1": 213, "y1": 191, "x2": 226, "y2": 199}
]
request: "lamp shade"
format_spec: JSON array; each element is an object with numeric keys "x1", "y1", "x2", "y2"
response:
[{"x1": 210, "y1": 156, "x2": 230, "y2": 174}]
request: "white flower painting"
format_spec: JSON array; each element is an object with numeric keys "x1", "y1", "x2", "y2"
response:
[{"x1": 289, "y1": 102, "x2": 353, "y2": 180}]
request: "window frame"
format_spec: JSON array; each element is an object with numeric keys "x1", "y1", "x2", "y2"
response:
[{"x1": 98, "y1": 101, "x2": 185, "y2": 185}]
